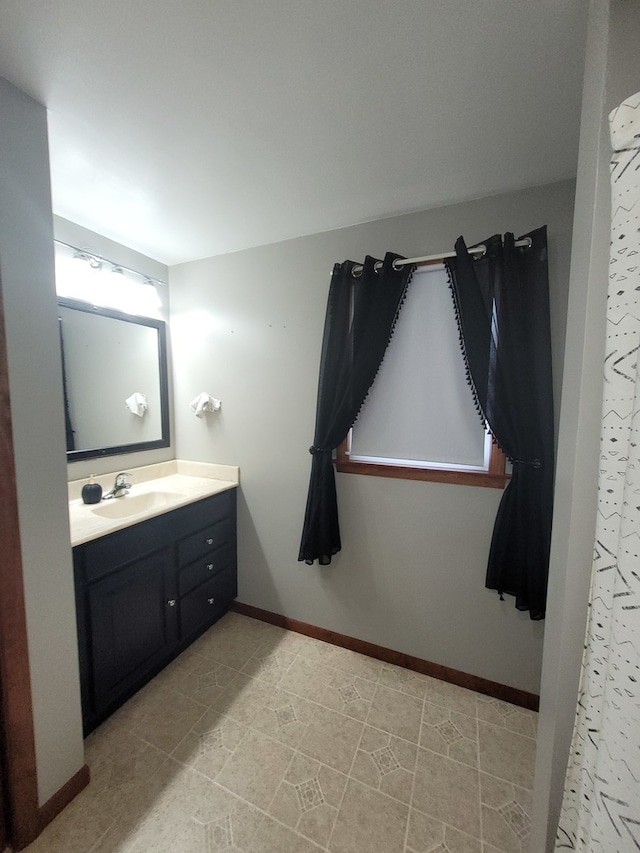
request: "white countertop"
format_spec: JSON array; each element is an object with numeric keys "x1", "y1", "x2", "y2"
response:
[{"x1": 68, "y1": 460, "x2": 239, "y2": 546}]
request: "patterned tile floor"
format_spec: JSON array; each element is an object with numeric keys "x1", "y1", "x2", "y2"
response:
[{"x1": 23, "y1": 613, "x2": 537, "y2": 853}]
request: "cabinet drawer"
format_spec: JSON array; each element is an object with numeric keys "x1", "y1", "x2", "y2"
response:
[
  {"x1": 178, "y1": 544, "x2": 234, "y2": 597},
  {"x1": 82, "y1": 513, "x2": 174, "y2": 582},
  {"x1": 177, "y1": 517, "x2": 232, "y2": 567},
  {"x1": 180, "y1": 569, "x2": 237, "y2": 640},
  {"x1": 175, "y1": 488, "x2": 234, "y2": 531}
]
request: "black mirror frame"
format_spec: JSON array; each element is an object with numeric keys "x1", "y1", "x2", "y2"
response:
[{"x1": 59, "y1": 297, "x2": 170, "y2": 462}]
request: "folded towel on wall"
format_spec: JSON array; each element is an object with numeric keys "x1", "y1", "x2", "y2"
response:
[
  {"x1": 189, "y1": 392, "x2": 222, "y2": 418},
  {"x1": 125, "y1": 392, "x2": 147, "y2": 417}
]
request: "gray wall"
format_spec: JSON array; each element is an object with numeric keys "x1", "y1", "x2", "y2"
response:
[
  {"x1": 170, "y1": 179, "x2": 575, "y2": 695},
  {"x1": 0, "y1": 79, "x2": 84, "y2": 804},
  {"x1": 530, "y1": 1, "x2": 640, "y2": 849},
  {"x1": 54, "y1": 217, "x2": 173, "y2": 481}
]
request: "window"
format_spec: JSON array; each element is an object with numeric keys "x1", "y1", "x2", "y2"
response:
[{"x1": 336, "y1": 263, "x2": 507, "y2": 488}]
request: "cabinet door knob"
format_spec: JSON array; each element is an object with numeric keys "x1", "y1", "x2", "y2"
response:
[
  {"x1": 206, "y1": 538, "x2": 214, "y2": 545},
  {"x1": 167, "y1": 599, "x2": 176, "y2": 607},
  {"x1": 207, "y1": 563, "x2": 214, "y2": 571},
  {"x1": 207, "y1": 597, "x2": 215, "y2": 605}
]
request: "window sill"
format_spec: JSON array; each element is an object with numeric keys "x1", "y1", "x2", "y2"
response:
[{"x1": 336, "y1": 445, "x2": 509, "y2": 489}]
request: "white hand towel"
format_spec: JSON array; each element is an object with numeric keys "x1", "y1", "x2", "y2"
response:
[
  {"x1": 125, "y1": 392, "x2": 147, "y2": 417},
  {"x1": 189, "y1": 392, "x2": 222, "y2": 418}
]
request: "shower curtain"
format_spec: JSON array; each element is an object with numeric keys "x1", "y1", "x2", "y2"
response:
[{"x1": 556, "y1": 91, "x2": 640, "y2": 851}]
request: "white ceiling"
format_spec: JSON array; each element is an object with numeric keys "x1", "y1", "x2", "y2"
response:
[{"x1": 0, "y1": 1, "x2": 588, "y2": 266}]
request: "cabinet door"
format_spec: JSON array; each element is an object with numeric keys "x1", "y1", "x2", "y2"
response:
[{"x1": 88, "y1": 547, "x2": 177, "y2": 718}]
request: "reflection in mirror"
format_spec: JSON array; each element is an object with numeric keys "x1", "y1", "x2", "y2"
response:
[{"x1": 58, "y1": 298, "x2": 170, "y2": 461}]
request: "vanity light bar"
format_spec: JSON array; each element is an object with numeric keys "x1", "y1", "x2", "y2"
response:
[{"x1": 54, "y1": 239, "x2": 166, "y2": 287}]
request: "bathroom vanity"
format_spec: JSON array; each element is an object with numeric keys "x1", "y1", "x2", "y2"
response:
[
  {"x1": 69, "y1": 463, "x2": 238, "y2": 734},
  {"x1": 61, "y1": 299, "x2": 240, "y2": 733}
]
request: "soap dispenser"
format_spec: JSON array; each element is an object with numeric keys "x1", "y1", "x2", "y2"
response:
[{"x1": 81, "y1": 475, "x2": 103, "y2": 505}]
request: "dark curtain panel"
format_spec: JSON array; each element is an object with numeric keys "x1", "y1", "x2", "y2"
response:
[
  {"x1": 445, "y1": 226, "x2": 554, "y2": 619},
  {"x1": 299, "y1": 253, "x2": 412, "y2": 565}
]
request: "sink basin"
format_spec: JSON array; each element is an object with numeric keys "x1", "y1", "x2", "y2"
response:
[{"x1": 90, "y1": 491, "x2": 182, "y2": 519}]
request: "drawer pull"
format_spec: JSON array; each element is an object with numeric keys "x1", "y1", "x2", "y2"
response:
[
  {"x1": 207, "y1": 563, "x2": 214, "y2": 571},
  {"x1": 167, "y1": 599, "x2": 176, "y2": 607},
  {"x1": 207, "y1": 597, "x2": 215, "y2": 605},
  {"x1": 206, "y1": 538, "x2": 214, "y2": 545}
]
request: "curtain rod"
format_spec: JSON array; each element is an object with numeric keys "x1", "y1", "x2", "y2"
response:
[
  {"x1": 351, "y1": 236, "x2": 533, "y2": 276},
  {"x1": 54, "y1": 239, "x2": 166, "y2": 286}
]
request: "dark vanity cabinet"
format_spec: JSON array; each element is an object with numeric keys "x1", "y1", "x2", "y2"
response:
[
  {"x1": 87, "y1": 546, "x2": 177, "y2": 722},
  {"x1": 73, "y1": 488, "x2": 237, "y2": 734}
]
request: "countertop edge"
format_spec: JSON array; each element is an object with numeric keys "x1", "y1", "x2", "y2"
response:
[{"x1": 69, "y1": 479, "x2": 238, "y2": 547}]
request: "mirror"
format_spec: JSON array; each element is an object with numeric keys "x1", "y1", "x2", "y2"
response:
[{"x1": 58, "y1": 298, "x2": 170, "y2": 461}]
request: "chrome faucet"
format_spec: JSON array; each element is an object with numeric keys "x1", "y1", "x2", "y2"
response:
[{"x1": 103, "y1": 472, "x2": 132, "y2": 499}]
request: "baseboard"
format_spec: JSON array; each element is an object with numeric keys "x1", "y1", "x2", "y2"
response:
[
  {"x1": 231, "y1": 601, "x2": 539, "y2": 711},
  {"x1": 36, "y1": 765, "x2": 90, "y2": 840}
]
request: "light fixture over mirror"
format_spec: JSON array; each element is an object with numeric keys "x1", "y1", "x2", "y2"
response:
[{"x1": 54, "y1": 240, "x2": 165, "y2": 319}]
